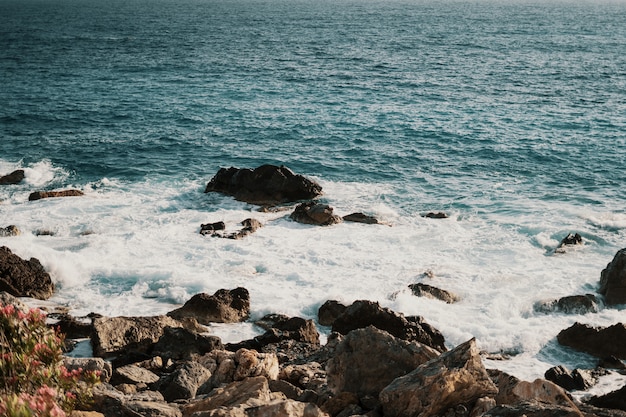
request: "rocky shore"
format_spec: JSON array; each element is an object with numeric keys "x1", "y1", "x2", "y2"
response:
[{"x1": 2, "y1": 164, "x2": 626, "y2": 417}]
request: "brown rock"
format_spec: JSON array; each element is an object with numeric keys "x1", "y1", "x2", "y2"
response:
[
  {"x1": 152, "y1": 326, "x2": 223, "y2": 360},
  {"x1": 158, "y1": 361, "x2": 212, "y2": 402},
  {"x1": 0, "y1": 246, "x2": 54, "y2": 299},
  {"x1": 599, "y1": 248, "x2": 626, "y2": 306},
  {"x1": 318, "y1": 300, "x2": 347, "y2": 327},
  {"x1": 534, "y1": 294, "x2": 600, "y2": 315},
  {"x1": 0, "y1": 225, "x2": 20, "y2": 237},
  {"x1": 327, "y1": 326, "x2": 439, "y2": 398},
  {"x1": 557, "y1": 322, "x2": 626, "y2": 359},
  {"x1": 168, "y1": 288, "x2": 250, "y2": 325},
  {"x1": 290, "y1": 202, "x2": 343, "y2": 226},
  {"x1": 111, "y1": 364, "x2": 160, "y2": 386},
  {"x1": 588, "y1": 385, "x2": 626, "y2": 412},
  {"x1": 183, "y1": 376, "x2": 272, "y2": 416},
  {"x1": 379, "y1": 338, "x2": 497, "y2": 417},
  {"x1": 408, "y1": 283, "x2": 460, "y2": 304},
  {"x1": 247, "y1": 399, "x2": 329, "y2": 417},
  {"x1": 342, "y1": 213, "x2": 379, "y2": 224},
  {"x1": 0, "y1": 169, "x2": 25, "y2": 185},
  {"x1": 205, "y1": 165, "x2": 323, "y2": 206},
  {"x1": 28, "y1": 189, "x2": 84, "y2": 201},
  {"x1": 122, "y1": 400, "x2": 182, "y2": 417}
]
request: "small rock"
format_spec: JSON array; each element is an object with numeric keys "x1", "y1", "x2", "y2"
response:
[
  {"x1": 423, "y1": 212, "x2": 448, "y2": 219},
  {"x1": 409, "y1": 283, "x2": 460, "y2": 304},
  {"x1": 28, "y1": 189, "x2": 84, "y2": 201},
  {"x1": 290, "y1": 202, "x2": 343, "y2": 226},
  {"x1": 0, "y1": 225, "x2": 20, "y2": 237},
  {"x1": 0, "y1": 169, "x2": 25, "y2": 185},
  {"x1": 342, "y1": 212, "x2": 379, "y2": 224}
]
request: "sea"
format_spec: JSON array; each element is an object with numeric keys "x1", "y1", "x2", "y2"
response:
[{"x1": 1, "y1": 0, "x2": 626, "y2": 399}]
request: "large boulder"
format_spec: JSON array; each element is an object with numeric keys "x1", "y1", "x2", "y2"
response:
[
  {"x1": 379, "y1": 338, "x2": 498, "y2": 417},
  {"x1": 588, "y1": 385, "x2": 626, "y2": 412},
  {"x1": 290, "y1": 202, "x2": 343, "y2": 226},
  {"x1": 0, "y1": 246, "x2": 54, "y2": 299},
  {"x1": 318, "y1": 300, "x2": 347, "y2": 327},
  {"x1": 599, "y1": 248, "x2": 626, "y2": 306},
  {"x1": 28, "y1": 189, "x2": 84, "y2": 201},
  {"x1": 205, "y1": 165, "x2": 323, "y2": 206},
  {"x1": 152, "y1": 326, "x2": 223, "y2": 360},
  {"x1": 0, "y1": 169, "x2": 25, "y2": 185},
  {"x1": 326, "y1": 326, "x2": 440, "y2": 398},
  {"x1": 168, "y1": 287, "x2": 250, "y2": 325},
  {"x1": 331, "y1": 300, "x2": 446, "y2": 352},
  {"x1": 557, "y1": 322, "x2": 626, "y2": 359}
]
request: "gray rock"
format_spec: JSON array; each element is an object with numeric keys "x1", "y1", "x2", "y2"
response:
[
  {"x1": 122, "y1": 401, "x2": 182, "y2": 417},
  {"x1": 534, "y1": 294, "x2": 600, "y2": 315},
  {"x1": 64, "y1": 357, "x2": 113, "y2": 383}
]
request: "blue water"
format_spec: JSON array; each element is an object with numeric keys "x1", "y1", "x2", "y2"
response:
[{"x1": 2, "y1": 0, "x2": 626, "y2": 385}]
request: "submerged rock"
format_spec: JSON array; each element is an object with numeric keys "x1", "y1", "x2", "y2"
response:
[
  {"x1": 0, "y1": 245, "x2": 54, "y2": 299},
  {"x1": 28, "y1": 189, "x2": 84, "y2": 201},
  {"x1": 205, "y1": 164, "x2": 323, "y2": 206}
]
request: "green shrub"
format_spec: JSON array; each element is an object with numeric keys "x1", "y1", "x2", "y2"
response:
[{"x1": 0, "y1": 304, "x2": 100, "y2": 417}]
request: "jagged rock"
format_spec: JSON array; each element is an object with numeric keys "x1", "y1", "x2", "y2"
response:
[
  {"x1": 205, "y1": 165, "x2": 323, "y2": 206},
  {"x1": 28, "y1": 189, "x2": 84, "y2": 201},
  {"x1": 0, "y1": 169, "x2": 24, "y2": 185},
  {"x1": 183, "y1": 376, "x2": 273, "y2": 416},
  {"x1": 200, "y1": 221, "x2": 226, "y2": 235},
  {"x1": 197, "y1": 349, "x2": 279, "y2": 394},
  {"x1": 167, "y1": 288, "x2": 250, "y2": 325},
  {"x1": 544, "y1": 365, "x2": 599, "y2": 391},
  {"x1": 64, "y1": 357, "x2": 112, "y2": 383},
  {"x1": 556, "y1": 233, "x2": 583, "y2": 251},
  {"x1": 599, "y1": 248, "x2": 626, "y2": 306},
  {"x1": 0, "y1": 246, "x2": 54, "y2": 299},
  {"x1": 0, "y1": 225, "x2": 20, "y2": 237},
  {"x1": 534, "y1": 294, "x2": 600, "y2": 315},
  {"x1": 158, "y1": 361, "x2": 212, "y2": 402},
  {"x1": 588, "y1": 385, "x2": 626, "y2": 412},
  {"x1": 408, "y1": 283, "x2": 460, "y2": 304},
  {"x1": 379, "y1": 338, "x2": 497, "y2": 417},
  {"x1": 318, "y1": 300, "x2": 347, "y2": 327},
  {"x1": 152, "y1": 326, "x2": 223, "y2": 360},
  {"x1": 327, "y1": 326, "x2": 439, "y2": 398},
  {"x1": 247, "y1": 399, "x2": 329, "y2": 417},
  {"x1": 111, "y1": 364, "x2": 160, "y2": 386},
  {"x1": 557, "y1": 322, "x2": 626, "y2": 359},
  {"x1": 342, "y1": 212, "x2": 379, "y2": 224},
  {"x1": 290, "y1": 202, "x2": 343, "y2": 226},
  {"x1": 91, "y1": 315, "x2": 188, "y2": 357},
  {"x1": 269, "y1": 379, "x2": 304, "y2": 400},
  {"x1": 482, "y1": 401, "x2": 583, "y2": 417},
  {"x1": 331, "y1": 300, "x2": 446, "y2": 352}
]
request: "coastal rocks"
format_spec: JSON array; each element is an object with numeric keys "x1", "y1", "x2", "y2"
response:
[
  {"x1": 599, "y1": 248, "x2": 626, "y2": 306},
  {"x1": 157, "y1": 361, "x2": 212, "y2": 402},
  {"x1": 326, "y1": 326, "x2": 440, "y2": 398},
  {"x1": 205, "y1": 165, "x2": 323, "y2": 206},
  {"x1": 318, "y1": 300, "x2": 347, "y2": 326},
  {"x1": 342, "y1": 212, "x2": 380, "y2": 224},
  {"x1": 330, "y1": 300, "x2": 447, "y2": 352},
  {"x1": 379, "y1": 338, "x2": 497, "y2": 417},
  {"x1": 152, "y1": 326, "x2": 223, "y2": 361},
  {"x1": 423, "y1": 211, "x2": 449, "y2": 219},
  {"x1": 290, "y1": 202, "x2": 342, "y2": 226},
  {"x1": 200, "y1": 221, "x2": 226, "y2": 235},
  {"x1": 534, "y1": 294, "x2": 600, "y2": 315},
  {"x1": 587, "y1": 385, "x2": 626, "y2": 412},
  {"x1": 557, "y1": 322, "x2": 626, "y2": 359},
  {"x1": 64, "y1": 357, "x2": 113, "y2": 383},
  {"x1": 201, "y1": 218, "x2": 263, "y2": 239},
  {"x1": 544, "y1": 365, "x2": 600, "y2": 391},
  {"x1": 0, "y1": 225, "x2": 20, "y2": 237},
  {"x1": 28, "y1": 189, "x2": 84, "y2": 201},
  {"x1": 0, "y1": 245, "x2": 54, "y2": 299},
  {"x1": 167, "y1": 287, "x2": 250, "y2": 325},
  {"x1": 0, "y1": 169, "x2": 25, "y2": 185},
  {"x1": 555, "y1": 233, "x2": 583, "y2": 253},
  {"x1": 409, "y1": 283, "x2": 460, "y2": 304},
  {"x1": 91, "y1": 315, "x2": 190, "y2": 357}
]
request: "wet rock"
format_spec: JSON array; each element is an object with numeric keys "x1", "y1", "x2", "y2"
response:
[
  {"x1": 201, "y1": 219, "x2": 263, "y2": 239},
  {"x1": 588, "y1": 386, "x2": 626, "y2": 412},
  {"x1": 331, "y1": 300, "x2": 447, "y2": 352},
  {"x1": 290, "y1": 202, "x2": 343, "y2": 226},
  {"x1": 599, "y1": 248, "x2": 626, "y2": 306},
  {"x1": 544, "y1": 365, "x2": 598, "y2": 391},
  {"x1": 379, "y1": 338, "x2": 497, "y2": 417},
  {"x1": 557, "y1": 322, "x2": 626, "y2": 359},
  {"x1": 409, "y1": 283, "x2": 460, "y2": 304},
  {"x1": 557, "y1": 233, "x2": 583, "y2": 249},
  {"x1": 342, "y1": 212, "x2": 379, "y2": 224},
  {"x1": 91, "y1": 315, "x2": 188, "y2": 357},
  {"x1": 598, "y1": 356, "x2": 626, "y2": 371},
  {"x1": 0, "y1": 225, "x2": 20, "y2": 237},
  {"x1": 0, "y1": 245, "x2": 54, "y2": 299},
  {"x1": 318, "y1": 300, "x2": 347, "y2": 327},
  {"x1": 534, "y1": 294, "x2": 600, "y2": 315},
  {"x1": 28, "y1": 189, "x2": 84, "y2": 201},
  {"x1": 158, "y1": 361, "x2": 212, "y2": 402},
  {"x1": 0, "y1": 169, "x2": 25, "y2": 185},
  {"x1": 152, "y1": 326, "x2": 223, "y2": 360},
  {"x1": 168, "y1": 287, "x2": 250, "y2": 325},
  {"x1": 205, "y1": 164, "x2": 323, "y2": 206},
  {"x1": 326, "y1": 326, "x2": 439, "y2": 398},
  {"x1": 423, "y1": 212, "x2": 448, "y2": 219},
  {"x1": 200, "y1": 221, "x2": 226, "y2": 235}
]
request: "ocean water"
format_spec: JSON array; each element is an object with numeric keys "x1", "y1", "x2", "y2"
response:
[{"x1": 2, "y1": 0, "x2": 626, "y2": 395}]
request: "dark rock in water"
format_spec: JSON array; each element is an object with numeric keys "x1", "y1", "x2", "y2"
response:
[
  {"x1": 153, "y1": 326, "x2": 223, "y2": 361},
  {"x1": 380, "y1": 338, "x2": 497, "y2": 417},
  {"x1": 544, "y1": 365, "x2": 598, "y2": 391},
  {"x1": 409, "y1": 283, "x2": 460, "y2": 304},
  {"x1": 0, "y1": 225, "x2": 20, "y2": 237},
  {"x1": 557, "y1": 322, "x2": 626, "y2": 359},
  {"x1": 199, "y1": 221, "x2": 226, "y2": 235},
  {"x1": 200, "y1": 218, "x2": 262, "y2": 239},
  {"x1": 28, "y1": 189, "x2": 84, "y2": 201},
  {"x1": 342, "y1": 212, "x2": 379, "y2": 224},
  {"x1": 48, "y1": 312, "x2": 93, "y2": 339},
  {"x1": 318, "y1": 300, "x2": 347, "y2": 326},
  {"x1": 326, "y1": 326, "x2": 439, "y2": 398},
  {"x1": 423, "y1": 212, "x2": 448, "y2": 219},
  {"x1": 331, "y1": 300, "x2": 446, "y2": 352},
  {"x1": 554, "y1": 233, "x2": 583, "y2": 254},
  {"x1": 0, "y1": 169, "x2": 25, "y2": 185},
  {"x1": 588, "y1": 385, "x2": 626, "y2": 412},
  {"x1": 0, "y1": 245, "x2": 54, "y2": 300},
  {"x1": 534, "y1": 294, "x2": 600, "y2": 315},
  {"x1": 290, "y1": 201, "x2": 342, "y2": 226},
  {"x1": 598, "y1": 355, "x2": 626, "y2": 371},
  {"x1": 167, "y1": 287, "x2": 250, "y2": 325},
  {"x1": 205, "y1": 164, "x2": 323, "y2": 205},
  {"x1": 599, "y1": 248, "x2": 626, "y2": 306}
]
